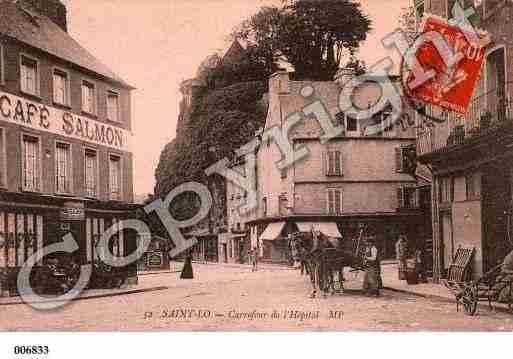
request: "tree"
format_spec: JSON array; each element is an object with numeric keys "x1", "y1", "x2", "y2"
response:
[{"x1": 234, "y1": 0, "x2": 372, "y2": 81}]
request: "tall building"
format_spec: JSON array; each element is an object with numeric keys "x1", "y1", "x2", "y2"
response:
[
  {"x1": 0, "y1": 0, "x2": 138, "y2": 291},
  {"x1": 414, "y1": 0, "x2": 513, "y2": 280},
  {"x1": 226, "y1": 70, "x2": 427, "y2": 264}
]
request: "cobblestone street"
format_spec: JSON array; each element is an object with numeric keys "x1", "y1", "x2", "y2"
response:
[{"x1": 1, "y1": 263, "x2": 513, "y2": 331}]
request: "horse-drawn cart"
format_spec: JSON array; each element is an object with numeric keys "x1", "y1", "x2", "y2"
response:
[{"x1": 289, "y1": 227, "x2": 368, "y2": 298}]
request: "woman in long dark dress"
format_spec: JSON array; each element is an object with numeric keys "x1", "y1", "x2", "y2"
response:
[{"x1": 180, "y1": 252, "x2": 194, "y2": 279}]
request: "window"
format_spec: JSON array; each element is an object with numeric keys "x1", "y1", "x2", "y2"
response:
[
  {"x1": 0, "y1": 128, "x2": 5, "y2": 187},
  {"x1": 415, "y1": 0, "x2": 425, "y2": 22},
  {"x1": 20, "y1": 55, "x2": 39, "y2": 96},
  {"x1": 82, "y1": 80, "x2": 96, "y2": 114},
  {"x1": 85, "y1": 148, "x2": 98, "y2": 198},
  {"x1": 22, "y1": 134, "x2": 40, "y2": 192},
  {"x1": 395, "y1": 146, "x2": 415, "y2": 173},
  {"x1": 398, "y1": 186, "x2": 417, "y2": 208},
  {"x1": 53, "y1": 69, "x2": 69, "y2": 106},
  {"x1": 439, "y1": 177, "x2": 454, "y2": 203},
  {"x1": 107, "y1": 91, "x2": 120, "y2": 122},
  {"x1": 465, "y1": 173, "x2": 480, "y2": 200},
  {"x1": 262, "y1": 197, "x2": 267, "y2": 217},
  {"x1": 109, "y1": 154, "x2": 122, "y2": 201},
  {"x1": 326, "y1": 188, "x2": 342, "y2": 215},
  {"x1": 325, "y1": 150, "x2": 342, "y2": 176},
  {"x1": 55, "y1": 142, "x2": 72, "y2": 193},
  {"x1": 281, "y1": 168, "x2": 287, "y2": 179},
  {"x1": 346, "y1": 116, "x2": 358, "y2": 133}
]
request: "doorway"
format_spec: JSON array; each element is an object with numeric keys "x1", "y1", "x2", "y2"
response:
[{"x1": 482, "y1": 162, "x2": 512, "y2": 271}]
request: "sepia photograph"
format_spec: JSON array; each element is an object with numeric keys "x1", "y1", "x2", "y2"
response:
[{"x1": 0, "y1": 0, "x2": 513, "y2": 345}]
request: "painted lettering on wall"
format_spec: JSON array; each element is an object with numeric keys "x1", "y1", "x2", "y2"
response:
[{"x1": 0, "y1": 91, "x2": 131, "y2": 151}]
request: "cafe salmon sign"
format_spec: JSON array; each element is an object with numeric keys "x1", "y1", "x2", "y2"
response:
[{"x1": 0, "y1": 90, "x2": 132, "y2": 151}]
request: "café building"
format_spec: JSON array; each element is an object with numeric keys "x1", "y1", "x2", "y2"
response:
[{"x1": 0, "y1": 0, "x2": 138, "y2": 294}]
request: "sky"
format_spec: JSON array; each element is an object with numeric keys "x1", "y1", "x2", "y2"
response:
[{"x1": 63, "y1": 0, "x2": 409, "y2": 197}]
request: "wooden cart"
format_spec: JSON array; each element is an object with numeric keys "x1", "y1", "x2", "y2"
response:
[{"x1": 443, "y1": 247, "x2": 513, "y2": 316}]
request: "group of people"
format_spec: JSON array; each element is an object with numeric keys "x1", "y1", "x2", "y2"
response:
[{"x1": 395, "y1": 234, "x2": 428, "y2": 284}]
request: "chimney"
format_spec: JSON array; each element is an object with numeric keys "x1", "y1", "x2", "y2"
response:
[{"x1": 21, "y1": 0, "x2": 68, "y2": 32}]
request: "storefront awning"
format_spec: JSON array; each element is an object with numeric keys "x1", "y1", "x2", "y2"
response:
[
  {"x1": 295, "y1": 222, "x2": 342, "y2": 238},
  {"x1": 259, "y1": 222, "x2": 286, "y2": 241}
]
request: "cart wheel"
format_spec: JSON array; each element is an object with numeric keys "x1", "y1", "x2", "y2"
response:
[{"x1": 462, "y1": 286, "x2": 478, "y2": 316}]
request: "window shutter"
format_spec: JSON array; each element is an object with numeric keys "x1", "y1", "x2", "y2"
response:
[
  {"x1": 327, "y1": 190, "x2": 335, "y2": 214},
  {"x1": 397, "y1": 187, "x2": 404, "y2": 208},
  {"x1": 395, "y1": 147, "x2": 403, "y2": 173},
  {"x1": 322, "y1": 151, "x2": 327, "y2": 176},
  {"x1": 335, "y1": 151, "x2": 342, "y2": 175},
  {"x1": 328, "y1": 151, "x2": 334, "y2": 175}
]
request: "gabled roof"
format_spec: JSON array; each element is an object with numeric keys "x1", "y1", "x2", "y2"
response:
[{"x1": 0, "y1": 0, "x2": 133, "y2": 89}]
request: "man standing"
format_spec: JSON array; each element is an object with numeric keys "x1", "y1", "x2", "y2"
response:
[
  {"x1": 395, "y1": 234, "x2": 408, "y2": 280},
  {"x1": 363, "y1": 237, "x2": 381, "y2": 297}
]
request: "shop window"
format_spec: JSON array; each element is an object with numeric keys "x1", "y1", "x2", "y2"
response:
[
  {"x1": 20, "y1": 55, "x2": 39, "y2": 96},
  {"x1": 0, "y1": 127, "x2": 5, "y2": 187},
  {"x1": 22, "y1": 134, "x2": 41, "y2": 192},
  {"x1": 82, "y1": 80, "x2": 96, "y2": 114},
  {"x1": 327, "y1": 188, "x2": 342, "y2": 214},
  {"x1": 53, "y1": 68, "x2": 70, "y2": 106},
  {"x1": 85, "y1": 148, "x2": 98, "y2": 198},
  {"x1": 325, "y1": 150, "x2": 342, "y2": 176},
  {"x1": 55, "y1": 142, "x2": 72, "y2": 194},
  {"x1": 109, "y1": 154, "x2": 122, "y2": 201},
  {"x1": 107, "y1": 90, "x2": 120, "y2": 122}
]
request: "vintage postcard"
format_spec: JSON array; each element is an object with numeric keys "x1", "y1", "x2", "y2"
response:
[{"x1": 0, "y1": 0, "x2": 513, "y2": 341}]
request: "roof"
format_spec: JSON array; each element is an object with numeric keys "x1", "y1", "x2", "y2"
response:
[{"x1": 0, "y1": 0, "x2": 133, "y2": 89}]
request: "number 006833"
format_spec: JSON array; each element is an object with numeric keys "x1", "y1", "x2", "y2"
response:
[{"x1": 13, "y1": 346, "x2": 49, "y2": 356}]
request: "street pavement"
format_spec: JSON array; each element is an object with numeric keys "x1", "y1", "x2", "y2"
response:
[{"x1": 1, "y1": 262, "x2": 513, "y2": 331}]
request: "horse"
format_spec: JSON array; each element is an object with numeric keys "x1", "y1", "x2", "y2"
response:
[{"x1": 289, "y1": 228, "x2": 366, "y2": 298}]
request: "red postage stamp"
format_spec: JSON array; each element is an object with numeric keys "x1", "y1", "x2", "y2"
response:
[{"x1": 404, "y1": 15, "x2": 489, "y2": 114}]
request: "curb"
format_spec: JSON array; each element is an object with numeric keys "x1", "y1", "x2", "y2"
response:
[
  {"x1": 0, "y1": 286, "x2": 169, "y2": 306},
  {"x1": 138, "y1": 270, "x2": 182, "y2": 276},
  {"x1": 384, "y1": 286, "x2": 513, "y2": 315}
]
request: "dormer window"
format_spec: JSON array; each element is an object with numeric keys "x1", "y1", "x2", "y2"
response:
[{"x1": 107, "y1": 90, "x2": 120, "y2": 122}]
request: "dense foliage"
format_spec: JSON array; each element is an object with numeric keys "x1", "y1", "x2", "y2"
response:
[{"x1": 234, "y1": 0, "x2": 372, "y2": 81}]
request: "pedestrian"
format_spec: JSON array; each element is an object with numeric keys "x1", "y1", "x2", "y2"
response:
[
  {"x1": 253, "y1": 248, "x2": 259, "y2": 272},
  {"x1": 395, "y1": 233, "x2": 408, "y2": 280},
  {"x1": 363, "y1": 237, "x2": 381, "y2": 297},
  {"x1": 180, "y1": 251, "x2": 194, "y2": 279},
  {"x1": 415, "y1": 247, "x2": 428, "y2": 283}
]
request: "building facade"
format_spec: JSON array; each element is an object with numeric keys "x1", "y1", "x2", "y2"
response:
[
  {"x1": 237, "y1": 71, "x2": 428, "y2": 264},
  {"x1": 0, "y1": 0, "x2": 138, "y2": 292},
  {"x1": 414, "y1": 0, "x2": 513, "y2": 280}
]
